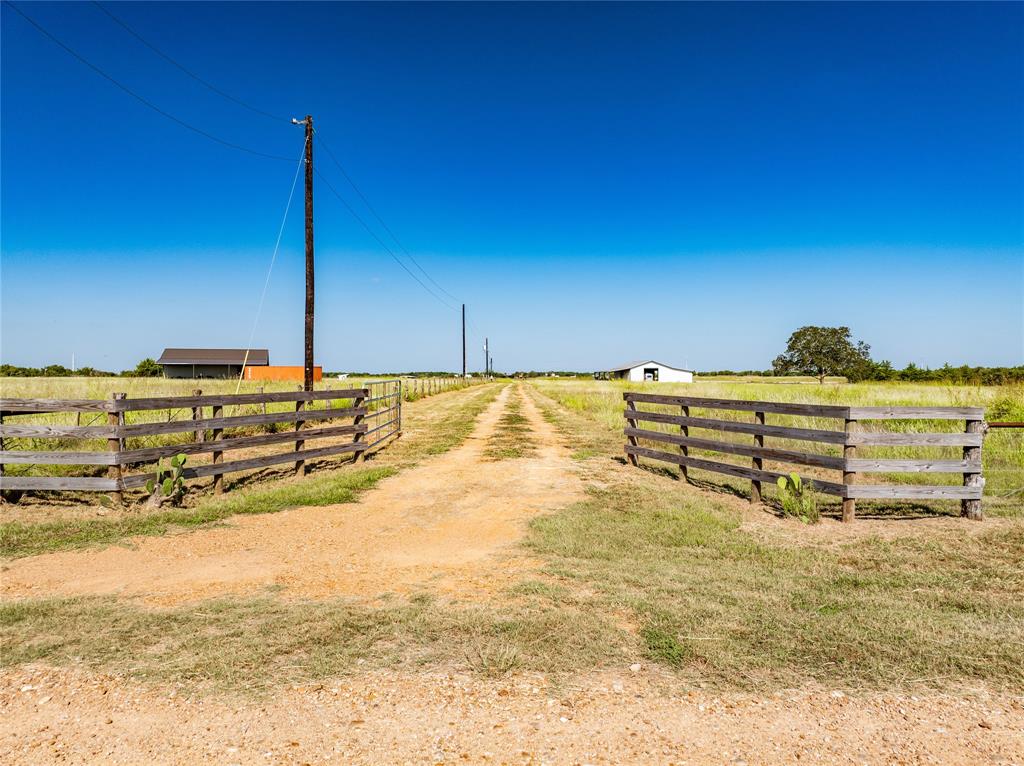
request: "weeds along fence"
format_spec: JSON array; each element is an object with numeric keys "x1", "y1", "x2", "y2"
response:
[
  {"x1": 0, "y1": 381, "x2": 402, "y2": 501},
  {"x1": 623, "y1": 392, "x2": 985, "y2": 521}
]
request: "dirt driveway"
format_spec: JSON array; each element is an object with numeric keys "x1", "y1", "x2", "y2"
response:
[{"x1": 0, "y1": 384, "x2": 584, "y2": 605}]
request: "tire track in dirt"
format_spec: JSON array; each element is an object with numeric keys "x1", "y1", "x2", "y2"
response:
[{"x1": 0, "y1": 384, "x2": 584, "y2": 606}]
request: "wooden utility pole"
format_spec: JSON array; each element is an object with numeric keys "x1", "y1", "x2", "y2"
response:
[
  {"x1": 484, "y1": 337, "x2": 489, "y2": 379},
  {"x1": 462, "y1": 304, "x2": 466, "y2": 379},
  {"x1": 301, "y1": 114, "x2": 315, "y2": 392}
]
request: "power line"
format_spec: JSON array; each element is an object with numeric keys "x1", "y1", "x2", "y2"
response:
[
  {"x1": 90, "y1": 0, "x2": 289, "y2": 123},
  {"x1": 4, "y1": 1, "x2": 292, "y2": 161},
  {"x1": 6, "y1": 0, "x2": 490, "y2": 348},
  {"x1": 314, "y1": 130, "x2": 462, "y2": 304},
  {"x1": 314, "y1": 166, "x2": 461, "y2": 312}
]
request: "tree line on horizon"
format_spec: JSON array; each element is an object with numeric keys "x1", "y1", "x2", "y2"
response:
[{"x1": 2, "y1": 329, "x2": 1021, "y2": 387}]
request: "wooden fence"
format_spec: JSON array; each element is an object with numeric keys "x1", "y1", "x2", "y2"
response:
[
  {"x1": 623, "y1": 392, "x2": 985, "y2": 521},
  {"x1": 0, "y1": 381, "x2": 402, "y2": 501}
]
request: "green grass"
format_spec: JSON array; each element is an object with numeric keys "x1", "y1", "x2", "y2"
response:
[
  {"x1": 0, "y1": 466, "x2": 395, "y2": 559},
  {"x1": 523, "y1": 470, "x2": 1024, "y2": 690},
  {"x1": 522, "y1": 381, "x2": 1024, "y2": 689},
  {"x1": 484, "y1": 388, "x2": 536, "y2": 460},
  {"x1": 530, "y1": 378, "x2": 1024, "y2": 502},
  {"x1": 385, "y1": 383, "x2": 503, "y2": 460},
  {"x1": 3, "y1": 379, "x2": 1021, "y2": 694}
]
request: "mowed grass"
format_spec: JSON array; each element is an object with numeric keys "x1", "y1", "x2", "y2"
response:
[
  {"x1": 484, "y1": 387, "x2": 537, "y2": 460},
  {"x1": 524, "y1": 479, "x2": 1024, "y2": 689},
  {"x1": 524, "y1": 382, "x2": 1024, "y2": 689}
]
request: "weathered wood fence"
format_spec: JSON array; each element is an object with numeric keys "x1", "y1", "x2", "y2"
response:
[
  {"x1": 623, "y1": 392, "x2": 985, "y2": 521},
  {"x1": 0, "y1": 381, "x2": 402, "y2": 500}
]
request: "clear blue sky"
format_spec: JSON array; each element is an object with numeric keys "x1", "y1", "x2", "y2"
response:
[{"x1": 2, "y1": 1, "x2": 1022, "y2": 373}]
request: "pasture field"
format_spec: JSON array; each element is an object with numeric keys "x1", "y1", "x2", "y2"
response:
[
  {"x1": 0, "y1": 375, "x2": 477, "y2": 486},
  {"x1": 1, "y1": 380, "x2": 1022, "y2": 763},
  {"x1": 0, "y1": 374, "x2": 471, "y2": 402}
]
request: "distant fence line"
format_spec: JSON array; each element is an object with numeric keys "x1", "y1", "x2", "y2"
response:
[
  {"x1": 0, "y1": 382, "x2": 402, "y2": 501},
  {"x1": 622, "y1": 392, "x2": 985, "y2": 521},
  {"x1": 403, "y1": 376, "x2": 481, "y2": 400}
]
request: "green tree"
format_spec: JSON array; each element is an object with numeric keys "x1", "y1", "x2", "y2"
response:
[
  {"x1": 772, "y1": 326, "x2": 872, "y2": 384},
  {"x1": 132, "y1": 358, "x2": 163, "y2": 377}
]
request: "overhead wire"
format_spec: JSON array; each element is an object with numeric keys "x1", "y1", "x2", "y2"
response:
[
  {"x1": 314, "y1": 131, "x2": 463, "y2": 305},
  {"x1": 24, "y1": 0, "x2": 471, "y2": 319},
  {"x1": 236, "y1": 137, "x2": 307, "y2": 392},
  {"x1": 313, "y1": 166, "x2": 462, "y2": 312},
  {"x1": 4, "y1": 1, "x2": 293, "y2": 161},
  {"x1": 9, "y1": 0, "x2": 490, "y2": 356},
  {"x1": 89, "y1": 0, "x2": 468, "y2": 316},
  {"x1": 89, "y1": 0, "x2": 289, "y2": 123}
]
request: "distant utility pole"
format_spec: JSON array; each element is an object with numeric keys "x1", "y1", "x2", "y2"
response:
[
  {"x1": 293, "y1": 114, "x2": 315, "y2": 392},
  {"x1": 484, "y1": 337, "x2": 489, "y2": 379},
  {"x1": 461, "y1": 304, "x2": 466, "y2": 378}
]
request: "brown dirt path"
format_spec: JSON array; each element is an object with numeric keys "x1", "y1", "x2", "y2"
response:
[
  {"x1": 0, "y1": 384, "x2": 584, "y2": 606},
  {"x1": 3, "y1": 664, "x2": 1022, "y2": 765}
]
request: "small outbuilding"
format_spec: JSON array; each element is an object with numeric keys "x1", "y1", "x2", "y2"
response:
[
  {"x1": 157, "y1": 348, "x2": 269, "y2": 379},
  {"x1": 606, "y1": 360, "x2": 694, "y2": 383}
]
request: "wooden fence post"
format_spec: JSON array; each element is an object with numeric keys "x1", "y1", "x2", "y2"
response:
[
  {"x1": 258, "y1": 386, "x2": 266, "y2": 416},
  {"x1": 192, "y1": 389, "x2": 204, "y2": 443},
  {"x1": 294, "y1": 385, "x2": 306, "y2": 475},
  {"x1": 108, "y1": 392, "x2": 126, "y2": 505},
  {"x1": 624, "y1": 398, "x2": 639, "y2": 466},
  {"x1": 352, "y1": 390, "x2": 366, "y2": 463},
  {"x1": 843, "y1": 418, "x2": 857, "y2": 522},
  {"x1": 962, "y1": 419, "x2": 983, "y2": 520},
  {"x1": 679, "y1": 405, "x2": 689, "y2": 481},
  {"x1": 0, "y1": 412, "x2": 7, "y2": 503},
  {"x1": 751, "y1": 410, "x2": 764, "y2": 503},
  {"x1": 212, "y1": 402, "x2": 224, "y2": 494},
  {"x1": 397, "y1": 381, "x2": 403, "y2": 437}
]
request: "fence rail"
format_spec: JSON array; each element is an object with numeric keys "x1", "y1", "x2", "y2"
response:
[
  {"x1": 623, "y1": 392, "x2": 986, "y2": 521},
  {"x1": 0, "y1": 382, "x2": 402, "y2": 499}
]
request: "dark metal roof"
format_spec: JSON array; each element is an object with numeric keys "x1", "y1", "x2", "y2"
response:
[
  {"x1": 608, "y1": 359, "x2": 693, "y2": 373},
  {"x1": 157, "y1": 348, "x2": 269, "y2": 366}
]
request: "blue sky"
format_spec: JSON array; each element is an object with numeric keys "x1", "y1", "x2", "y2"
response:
[{"x1": 2, "y1": 1, "x2": 1021, "y2": 373}]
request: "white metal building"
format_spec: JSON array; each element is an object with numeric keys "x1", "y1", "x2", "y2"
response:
[{"x1": 607, "y1": 360, "x2": 694, "y2": 383}]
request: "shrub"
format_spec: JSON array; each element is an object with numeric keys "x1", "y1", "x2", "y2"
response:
[{"x1": 776, "y1": 473, "x2": 819, "y2": 524}]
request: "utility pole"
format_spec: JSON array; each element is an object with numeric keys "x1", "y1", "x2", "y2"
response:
[
  {"x1": 293, "y1": 114, "x2": 315, "y2": 392},
  {"x1": 484, "y1": 337, "x2": 489, "y2": 379},
  {"x1": 461, "y1": 304, "x2": 466, "y2": 379}
]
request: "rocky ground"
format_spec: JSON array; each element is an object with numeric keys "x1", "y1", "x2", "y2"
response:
[{"x1": 3, "y1": 664, "x2": 1022, "y2": 765}]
